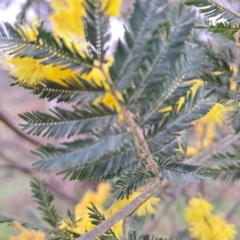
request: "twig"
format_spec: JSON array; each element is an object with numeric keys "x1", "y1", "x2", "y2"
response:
[
  {"x1": 226, "y1": 199, "x2": 240, "y2": 219},
  {"x1": 122, "y1": 211, "x2": 135, "y2": 240},
  {"x1": 140, "y1": 184, "x2": 188, "y2": 234},
  {"x1": 0, "y1": 111, "x2": 39, "y2": 146},
  {"x1": 0, "y1": 152, "x2": 77, "y2": 204},
  {"x1": 77, "y1": 178, "x2": 168, "y2": 240},
  {"x1": 185, "y1": 133, "x2": 240, "y2": 165}
]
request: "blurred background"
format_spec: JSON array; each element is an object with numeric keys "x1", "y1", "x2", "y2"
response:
[{"x1": 0, "y1": 0, "x2": 240, "y2": 239}]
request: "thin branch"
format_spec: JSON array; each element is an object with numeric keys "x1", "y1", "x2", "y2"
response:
[
  {"x1": 0, "y1": 111, "x2": 39, "y2": 146},
  {"x1": 122, "y1": 211, "x2": 135, "y2": 240},
  {"x1": 210, "y1": 0, "x2": 240, "y2": 19},
  {"x1": 226, "y1": 199, "x2": 240, "y2": 219},
  {"x1": 0, "y1": 152, "x2": 77, "y2": 204},
  {"x1": 140, "y1": 184, "x2": 188, "y2": 234},
  {"x1": 77, "y1": 178, "x2": 168, "y2": 240},
  {"x1": 185, "y1": 133, "x2": 240, "y2": 165}
]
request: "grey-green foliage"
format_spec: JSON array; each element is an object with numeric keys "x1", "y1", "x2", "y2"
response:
[
  {"x1": 206, "y1": 151, "x2": 240, "y2": 181},
  {"x1": 0, "y1": 0, "x2": 214, "y2": 193},
  {"x1": 0, "y1": 0, "x2": 240, "y2": 238},
  {"x1": 1, "y1": 0, "x2": 231, "y2": 197}
]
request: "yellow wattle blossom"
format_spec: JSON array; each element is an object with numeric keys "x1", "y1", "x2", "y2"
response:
[
  {"x1": 108, "y1": 192, "x2": 160, "y2": 217},
  {"x1": 2, "y1": 56, "x2": 78, "y2": 87},
  {"x1": 60, "y1": 182, "x2": 111, "y2": 235},
  {"x1": 49, "y1": 0, "x2": 85, "y2": 38},
  {"x1": 18, "y1": 18, "x2": 41, "y2": 41},
  {"x1": 186, "y1": 122, "x2": 215, "y2": 157},
  {"x1": 102, "y1": 0, "x2": 122, "y2": 17},
  {"x1": 9, "y1": 222, "x2": 45, "y2": 240},
  {"x1": 200, "y1": 101, "x2": 235, "y2": 125},
  {"x1": 187, "y1": 99, "x2": 236, "y2": 157},
  {"x1": 106, "y1": 191, "x2": 160, "y2": 238},
  {"x1": 61, "y1": 183, "x2": 160, "y2": 239},
  {"x1": 184, "y1": 197, "x2": 213, "y2": 224},
  {"x1": 184, "y1": 197, "x2": 237, "y2": 240}
]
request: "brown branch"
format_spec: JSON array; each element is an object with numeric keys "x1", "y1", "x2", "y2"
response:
[
  {"x1": 77, "y1": 178, "x2": 168, "y2": 240},
  {"x1": 185, "y1": 133, "x2": 240, "y2": 165},
  {"x1": 122, "y1": 211, "x2": 135, "y2": 240},
  {"x1": 0, "y1": 152, "x2": 77, "y2": 204},
  {"x1": 226, "y1": 199, "x2": 240, "y2": 219},
  {"x1": 140, "y1": 184, "x2": 189, "y2": 235},
  {"x1": 0, "y1": 111, "x2": 39, "y2": 146}
]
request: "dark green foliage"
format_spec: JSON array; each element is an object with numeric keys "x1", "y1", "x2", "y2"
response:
[
  {"x1": 19, "y1": 104, "x2": 117, "y2": 138},
  {"x1": 206, "y1": 152, "x2": 240, "y2": 182},
  {"x1": 58, "y1": 143, "x2": 143, "y2": 182},
  {"x1": 0, "y1": 0, "x2": 219, "y2": 189},
  {"x1": 197, "y1": 22, "x2": 240, "y2": 37},
  {"x1": 87, "y1": 203, "x2": 117, "y2": 240},
  {"x1": 144, "y1": 86, "x2": 214, "y2": 158},
  {"x1": 30, "y1": 78, "x2": 106, "y2": 104},
  {"x1": 115, "y1": 164, "x2": 155, "y2": 199},
  {"x1": 2, "y1": 0, "x2": 240, "y2": 237},
  {"x1": 207, "y1": 152, "x2": 240, "y2": 167},
  {"x1": 207, "y1": 166, "x2": 240, "y2": 182},
  {"x1": 84, "y1": 0, "x2": 111, "y2": 62},
  {"x1": 63, "y1": 209, "x2": 81, "y2": 230},
  {"x1": 31, "y1": 178, "x2": 62, "y2": 228},
  {"x1": 157, "y1": 158, "x2": 207, "y2": 182},
  {"x1": 110, "y1": 0, "x2": 168, "y2": 91},
  {"x1": 185, "y1": 0, "x2": 240, "y2": 23},
  {"x1": 32, "y1": 128, "x2": 130, "y2": 170}
]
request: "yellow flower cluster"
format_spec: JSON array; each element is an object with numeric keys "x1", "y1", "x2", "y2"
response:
[
  {"x1": 184, "y1": 197, "x2": 237, "y2": 240},
  {"x1": 2, "y1": 0, "x2": 125, "y2": 117},
  {"x1": 9, "y1": 222, "x2": 45, "y2": 240},
  {"x1": 101, "y1": 0, "x2": 122, "y2": 17},
  {"x1": 61, "y1": 183, "x2": 160, "y2": 238},
  {"x1": 49, "y1": 0, "x2": 122, "y2": 39},
  {"x1": 201, "y1": 101, "x2": 235, "y2": 126},
  {"x1": 186, "y1": 122, "x2": 215, "y2": 157},
  {"x1": 186, "y1": 100, "x2": 235, "y2": 156}
]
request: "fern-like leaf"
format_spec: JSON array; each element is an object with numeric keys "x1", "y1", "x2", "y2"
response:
[
  {"x1": 0, "y1": 23, "x2": 94, "y2": 74},
  {"x1": 19, "y1": 104, "x2": 117, "y2": 139},
  {"x1": 115, "y1": 164, "x2": 155, "y2": 199},
  {"x1": 32, "y1": 129, "x2": 130, "y2": 170},
  {"x1": 84, "y1": 0, "x2": 111, "y2": 62},
  {"x1": 110, "y1": 0, "x2": 168, "y2": 91},
  {"x1": 157, "y1": 158, "x2": 207, "y2": 182},
  {"x1": 59, "y1": 143, "x2": 143, "y2": 181},
  {"x1": 197, "y1": 22, "x2": 240, "y2": 37},
  {"x1": 185, "y1": 0, "x2": 240, "y2": 23},
  {"x1": 87, "y1": 203, "x2": 117, "y2": 240},
  {"x1": 31, "y1": 178, "x2": 62, "y2": 228},
  {"x1": 145, "y1": 86, "x2": 214, "y2": 158},
  {"x1": 207, "y1": 165, "x2": 240, "y2": 182}
]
